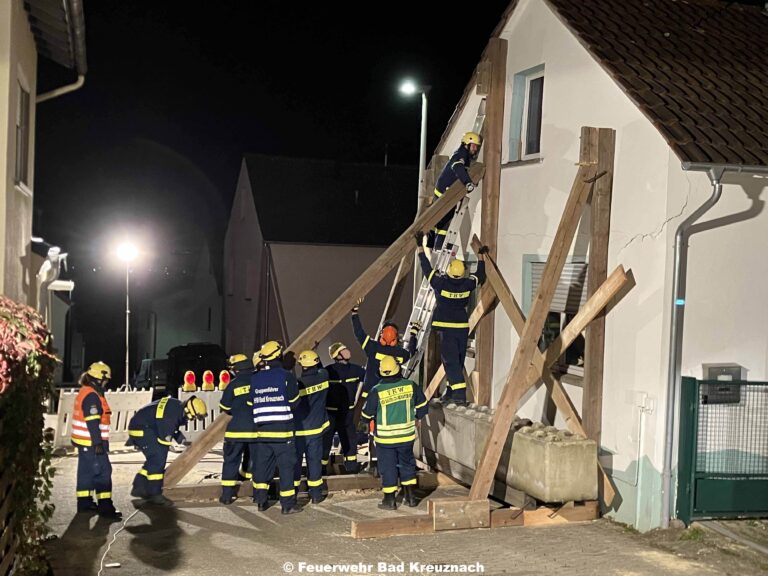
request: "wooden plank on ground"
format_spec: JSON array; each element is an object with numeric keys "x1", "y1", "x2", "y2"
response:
[
  {"x1": 584, "y1": 128, "x2": 616, "y2": 446},
  {"x1": 430, "y1": 497, "x2": 490, "y2": 531},
  {"x1": 469, "y1": 152, "x2": 598, "y2": 500},
  {"x1": 523, "y1": 501, "x2": 599, "y2": 526},
  {"x1": 424, "y1": 283, "x2": 497, "y2": 401},
  {"x1": 165, "y1": 473, "x2": 382, "y2": 501},
  {"x1": 490, "y1": 507, "x2": 524, "y2": 528},
  {"x1": 476, "y1": 36, "x2": 508, "y2": 408},
  {"x1": 351, "y1": 514, "x2": 434, "y2": 539},
  {"x1": 163, "y1": 413, "x2": 231, "y2": 488}
]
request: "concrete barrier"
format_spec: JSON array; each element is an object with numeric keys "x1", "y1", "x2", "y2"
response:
[
  {"x1": 418, "y1": 400, "x2": 596, "y2": 504},
  {"x1": 54, "y1": 388, "x2": 154, "y2": 449}
]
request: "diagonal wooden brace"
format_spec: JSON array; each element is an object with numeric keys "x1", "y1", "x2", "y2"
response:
[{"x1": 471, "y1": 235, "x2": 624, "y2": 507}]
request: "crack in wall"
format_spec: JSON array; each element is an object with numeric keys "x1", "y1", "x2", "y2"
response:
[{"x1": 618, "y1": 178, "x2": 693, "y2": 255}]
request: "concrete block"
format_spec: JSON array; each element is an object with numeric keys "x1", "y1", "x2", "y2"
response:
[{"x1": 509, "y1": 423, "x2": 597, "y2": 502}]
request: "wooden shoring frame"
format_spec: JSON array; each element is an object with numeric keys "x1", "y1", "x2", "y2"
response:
[
  {"x1": 469, "y1": 128, "x2": 604, "y2": 500},
  {"x1": 470, "y1": 235, "x2": 623, "y2": 507},
  {"x1": 165, "y1": 163, "x2": 486, "y2": 488}
]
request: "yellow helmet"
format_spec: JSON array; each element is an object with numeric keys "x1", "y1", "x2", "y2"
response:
[
  {"x1": 298, "y1": 350, "x2": 320, "y2": 368},
  {"x1": 461, "y1": 131, "x2": 482, "y2": 146},
  {"x1": 447, "y1": 259, "x2": 465, "y2": 278},
  {"x1": 378, "y1": 355, "x2": 400, "y2": 377},
  {"x1": 257, "y1": 340, "x2": 283, "y2": 362},
  {"x1": 184, "y1": 396, "x2": 207, "y2": 421},
  {"x1": 86, "y1": 361, "x2": 111, "y2": 382},
  {"x1": 328, "y1": 342, "x2": 348, "y2": 360},
  {"x1": 228, "y1": 353, "x2": 248, "y2": 366}
]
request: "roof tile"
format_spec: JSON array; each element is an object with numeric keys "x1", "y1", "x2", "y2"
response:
[{"x1": 544, "y1": 0, "x2": 768, "y2": 166}]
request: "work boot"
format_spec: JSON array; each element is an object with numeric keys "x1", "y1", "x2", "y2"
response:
[
  {"x1": 378, "y1": 492, "x2": 397, "y2": 510},
  {"x1": 219, "y1": 495, "x2": 236, "y2": 505},
  {"x1": 130, "y1": 486, "x2": 148, "y2": 500},
  {"x1": 438, "y1": 392, "x2": 453, "y2": 405},
  {"x1": 281, "y1": 504, "x2": 302, "y2": 515},
  {"x1": 146, "y1": 494, "x2": 175, "y2": 507},
  {"x1": 402, "y1": 485, "x2": 418, "y2": 508},
  {"x1": 76, "y1": 497, "x2": 98, "y2": 513},
  {"x1": 254, "y1": 499, "x2": 270, "y2": 511},
  {"x1": 311, "y1": 493, "x2": 326, "y2": 505},
  {"x1": 97, "y1": 501, "x2": 123, "y2": 520}
]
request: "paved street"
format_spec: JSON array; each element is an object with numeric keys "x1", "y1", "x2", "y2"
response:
[{"x1": 45, "y1": 444, "x2": 744, "y2": 576}]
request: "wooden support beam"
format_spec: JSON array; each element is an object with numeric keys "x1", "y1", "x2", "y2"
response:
[
  {"x1": 584, "y1": 128, "x2": 616, "y2": 446},
  {"x1": 288, "y1": 162, "x2": 485, "y2": 355},
  {"x1": 469, "y1": 147, "x2": 599, "y2": 500},
  {"x1": 429, "y1": 497, "x2": 490, "y2": 531},
  {"x1": 423, "y1": 283, "x2": 498, "y2": 401},
  {"x1": 351, "y1": 514, "x2": 434, "y2": 539},
  {"x1": 164, "y1": 414, "x2": 231, "y2": 489},
  {"x1": 470, "y1": 232, "x2": 624, "y2": 506},
  {"x1": 164, "y1": 473, "x2": 382, "y2": 502},
  {"x1": 169, "y1": 164, "x2": 485, "y2": 482},
  {"x1": 476, "y1": 37, "x2": 507, "y2": 408}
]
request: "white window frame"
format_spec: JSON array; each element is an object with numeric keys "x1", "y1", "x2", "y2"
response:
[
  {"x1": 14, "y1": 78, "x2": 32, "y2": 193},
  {"x1": 520, "y1": 70, "x2": 544, "y2": 161}
]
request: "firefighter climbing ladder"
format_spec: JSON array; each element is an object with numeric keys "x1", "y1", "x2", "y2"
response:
[{"x1": 403, "y1": 196, "x2": 470, "y2": 377}]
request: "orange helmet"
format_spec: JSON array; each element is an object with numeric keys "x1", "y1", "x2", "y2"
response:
[{"x1": 379, "y1": 323, "x2": 399, "y2": 346}]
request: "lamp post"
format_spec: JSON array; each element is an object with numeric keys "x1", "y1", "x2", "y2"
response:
[
  {"x1": 116, "y1": 242, "x2": 138, "y2": 389},
  {"x1": 400, "y1": 79, "x2": 430, "y2": 303}
]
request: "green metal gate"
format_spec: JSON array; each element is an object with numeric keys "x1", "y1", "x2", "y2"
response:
[{"x1": 677, "y1": 377, "x2": 768, "y2": 525}]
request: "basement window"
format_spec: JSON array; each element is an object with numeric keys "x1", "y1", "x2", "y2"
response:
[
  {"x1": 15, "y1": 81, "x2": 30, "y2": 187},
  {"x1": 509, "y1": 65, "x2": 544, "y2": 162}
]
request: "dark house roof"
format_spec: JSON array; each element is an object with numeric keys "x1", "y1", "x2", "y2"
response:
[
  {"x1": 24, "y1": 0, "x2": 87, "y2": 73},
  {"x1": 544, "y1": 0, "x2": 768, "y2": 166},
  {"x1": 244, "y1": 154, "x2": 417, "y2": 245}
]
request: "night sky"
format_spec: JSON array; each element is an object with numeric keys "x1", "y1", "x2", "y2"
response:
[{"x1": 32, "y1": 0, "x2": 511, "y2": 378}]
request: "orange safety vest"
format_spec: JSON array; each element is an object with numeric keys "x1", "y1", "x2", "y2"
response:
[{"x1": 71, "y1": 385, "x2": 112, "y2": 447}]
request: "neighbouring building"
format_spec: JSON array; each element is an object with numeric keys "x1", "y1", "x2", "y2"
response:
[
  {"x1": 224, "y1": 154, "x2": 416, "y2": 364},
  {"x1": 0, "y1": 0, "x2": 86, "y2": 304},
  {"x1": 425, "y1": 0, "x2": 768, "y2": 531}
]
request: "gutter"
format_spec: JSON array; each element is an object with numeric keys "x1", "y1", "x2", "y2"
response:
[
  {"x1": 662, "y1": 161, "x2": 768, "y2": 529},
  {"x1": 36, "y1": 0, "x2": 87, "y2": 103}
]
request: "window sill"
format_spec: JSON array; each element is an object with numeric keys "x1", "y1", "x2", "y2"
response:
[
  {"x1": 502, "y1": 157, "x2": 543, "y2": 169},
  {"x1": 14, "y1": 182, "x2": 33, "y2": 198}
]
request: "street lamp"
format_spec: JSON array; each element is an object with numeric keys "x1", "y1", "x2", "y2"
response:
[
  {"x1": 116, "y1": 241, "x2": 138, "y2": 389},
  {"x1": 399, "y1": 79, "x2": 430, "y2": 212},
  {"x1": 400, "y1": 79, "x2": 430, "y2": 304}
]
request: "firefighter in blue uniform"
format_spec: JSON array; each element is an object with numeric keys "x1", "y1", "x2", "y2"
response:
[
  {"x1": 350, "y1": 297, "x2": 417, "y2": 403},
  {"x1": 128, "y1": 395, "x2": 207, "y2": 506},
  {"x1": 219, "y1": 353, "x2": 257, "y2": 505},
  {"x1": 293, "y1": 350, "x2": 330, "y2": 504},
  {"x1": 428, "y1": 132, "x2": 482, "y2": 250},
  {"x1": 362, "y1": 356, "x2": 428, "y2": 510},
  {"x1": 70, "y1": 362, "x2": 122, "y2": 519},
  {"x1": 323, "y1": 342, "x2": 365, "y2": 473},
  {"x1": 250, "y1": 340, "x2": 302, "y2": 514},
  {"x1": 416, "y1": 233, "x2": 487, "y2": 405}
]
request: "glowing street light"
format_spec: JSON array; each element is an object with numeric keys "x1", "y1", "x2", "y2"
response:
[{"x1": 115, "y1": 241, "x2": 138, "y2": 388}]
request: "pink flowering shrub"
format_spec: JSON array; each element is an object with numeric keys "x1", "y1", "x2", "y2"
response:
[{"x1": 0, "y1": 295, "x2": 57, "y2": 573}]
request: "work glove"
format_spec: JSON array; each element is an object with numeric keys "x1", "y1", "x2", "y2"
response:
[
  {"x1": 478, "y1": 245, "x2": 490, "y2": 255},
  {"x1": 414, "y1": 231, "x2": 424, "y2": 247},
  {"x1": 94, "y1": 444, "x2": 105, "y2": 456},
  {"x1": 356, "y1": 419, "x2": 369, "y2": 434},
  {"x1": 351, "y1": 297, "x2": 364, "y2": 313},
  {"x1": 409, "y1": 321, "x2": 422, "y2": 336},
  {"x1": 465, "y1": 182, "x2": 475, "y2": 193}
]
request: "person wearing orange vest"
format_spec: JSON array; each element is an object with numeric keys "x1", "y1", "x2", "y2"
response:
[{"x1": 71, "y1": 362, "x2": 122, "y2": 520}]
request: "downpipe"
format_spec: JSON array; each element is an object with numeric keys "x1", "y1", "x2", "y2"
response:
[{"x1": 661, "y1": 166, "x2": 724, "y2": 528}]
